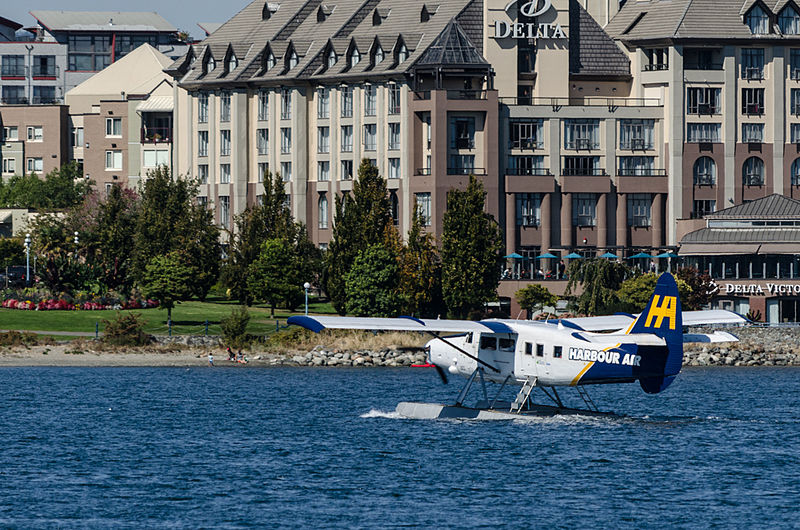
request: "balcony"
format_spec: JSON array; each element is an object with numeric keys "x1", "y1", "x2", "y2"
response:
[
  {"x1": 617, "y1": 168, "x2": 667, "y2": 176},
  {"x1": 415, "y1": 168, "x2": 432, "y2": 176},
  {"x1": 694, "y1": 175, "x2": 715, "y2": 186},
  {"x1": 643, "y1": 63, "x2": 668, "y2": 71},
  {"x1": 743, "y1": 175, "x2": 764, "y2": 186},
  {"x1": 32, "y1": 65, "x2": 57, "y2": 78},
  {"x1": 565, "y1": 139, "x2": 599, "y2": 150},
  {"x1": 452, "y1": 138, "x2": 475, "y2": 149},
  {"x1": 620, "y1": 138, "x2": 652, "y2": 150},
  {"x1": 1, "y1": 97, "x2": 28, "y2": 105},
  {"x1": 413, "y1": 91, "x2": 431, "y2": 100},
  {"x1": 688, "y1": 103, "x2": 720, "y2": 115},
  {"x1": 509, "y1": 139, "x2": 543, "y2": 150},
  {"x1": 793, "y1": 68, "x2": 800, "y2": 81},
  {"x1": 1, "y1": 66, "x2": 25, "y2": 79},
  {"x1": 446, "y1": 89, "x2": 488, "y2": 100},
  {"x1": 685, "y1": 62, "x2": 724, "y2": 71},
  {"x1": 742, "y1": 67, "x2": 764, "y2": 80},
  {"x1": 506, "y1": 167, "x2": 550, "y2": 176},
  {"x1": 742, "y1": 135, "x2": 763, "y2": 144},
  {"x1": 141, "y1": 127, "x2": 172, "y2": 143},
  {"x1": 31, "y1": 96, "x2": 59, "y2": 104},
  {"x1": 562, "y1": 167, "x2": 605, "y2": 176},
  {"x1": 743, "y1": 103, "x2": 764, "y2": 115},
  {"x1": 447, "y1": 167, "x2": 486, "y2": 175},
  {"x1": 499, "y1": 96, "x2": 662, "y2": 107}
]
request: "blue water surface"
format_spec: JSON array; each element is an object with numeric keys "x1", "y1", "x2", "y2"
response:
[{"x1": 0, "y1": 366, "x2": 797, "y2": 528}]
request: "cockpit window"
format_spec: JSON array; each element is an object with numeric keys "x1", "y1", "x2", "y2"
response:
[
  {"x1": 479, "y1": 336, "x2": 497, "y2": 350},
  {"x1": 499, "y1": 338, "x2": 516, "y2": 352}
]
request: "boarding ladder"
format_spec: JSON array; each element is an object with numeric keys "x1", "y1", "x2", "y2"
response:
[
  {"x1": 510, "y1": 376, "x2": 537, "y2": 413},
  {"x1": 576, "y1": 385, "x2": 599, "y2": 412}
]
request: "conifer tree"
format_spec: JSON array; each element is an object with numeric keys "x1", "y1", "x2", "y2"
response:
[{"x1": 399, "y1": 207, "x2": 442, "y2": 317}]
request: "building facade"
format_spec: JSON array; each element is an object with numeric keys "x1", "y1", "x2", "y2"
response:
[{"x1": 0, "y1": 104, "x2": 69, "y2": 178}]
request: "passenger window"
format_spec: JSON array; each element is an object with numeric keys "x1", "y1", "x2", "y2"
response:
[
  {"x1": 480, "y1": 336, "x2": 497, "y2": 350},
  {"x1": 553, "y1": 346, "x2": 562, "y2": 358},
  {"x1": 525, "y1": 342, "x2": 532, "y2": 355},
  {"x1": 499, "y1": 338, "x2": 515, "y2": 352},
  {"x1": 536, "y1": 344, "x2": 544, "y2": 357}
]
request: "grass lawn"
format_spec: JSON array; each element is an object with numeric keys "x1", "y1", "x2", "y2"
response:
[{"x1": 0, "y1": 298, "x2": 336, "y2": 337}]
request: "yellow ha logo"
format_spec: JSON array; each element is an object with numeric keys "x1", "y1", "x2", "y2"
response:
[{"x1": 644, "y1": 295, "x2": 677, "y2": 330}]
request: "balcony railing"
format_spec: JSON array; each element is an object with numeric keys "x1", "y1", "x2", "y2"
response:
[
  {"x1": 565, "y1": 139, "x2": 599, "y2": 150},
  {"x1": 743, "y1": 135, "x2": 763, "y2": 143},
  {"x1": 643, "y1": 63, "x2": 668, "y2": 71},
  {"x1": 685, "y1": 62, "x2": 724, "y2": 71},
  {"x1": 620, "y1": 138, "x2": 652, "y2": 150},
  {"x1": 499, "y1": 96, "x2": 662, "y2": 107},
  {"x1": 743, "y1": 67, "x2": 764, "y2": 80},
  {"x1": 744, "y1": 175, "x2": 764, "y2": 186},
  {"x1": 31, "y1": 96, "x2": 59, "y2": 104},
  {"x1": 509, "y1": 139, "x2": 543, "y2": 150},
  {"x1": 413, "y1": 91, "x2": 431, "y2": 100},
  {"x1": 1, "y1": 97, "x2": 28, "y2": 105},
  {"x1": 415, "y1": 168, "x2": 432, "y2": 176},
  {"x1": 743, "y1": 103, "x2": 764, "y2": 115},
  {"x1": 506, "y1": 167, "x2": 551, "y2": 176},
  {"x1": 519, "y1": 216, "x2": 540, "y2": 227},
  {"x1": 793, "y1": 68, "x2": 800, "y2": 80},
  {"x1": 1, "y1": 66, "x2": 26, "y2": 77},
  {"x1": 32, "y1": 65, "x2": 57, "y2": 77},
  {"x1": 688, "y1": 136, "x2": 721, "y2": 143},
  {"x1": 617, "y1": 168, "x2": 667, "y2": 176},
  {"x1": 563, "y1": 168, "x2": 605, "y2": 176},
  {"x1": 694, "y1": 176, "x2": 715, "y2": 186},
  {"x1": 688, "y1": 103, "x2": 720, "y2": 115},
  {"x1": 447, "y1": 167, "x2": 486, "y2": 175},
  {"x1": 452, "y1": 137, "x2": 475, "y2": 149},
  {"x1": 446, "y1": 89, "x2": 488, "y2": 100},
  {"x1": 630, "y1": 217, "x2": 652, "y2": 227}
]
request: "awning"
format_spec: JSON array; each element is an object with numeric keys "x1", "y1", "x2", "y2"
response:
[
  {"x1": 136, "y1": 95, "x2": 173, "y2": 112},
  {"x1": 757, "y1": 243, "x2": 800, "y2": 254},
  {"x1": 679, "y1": 243, "x2": 761, "y2": 256}
]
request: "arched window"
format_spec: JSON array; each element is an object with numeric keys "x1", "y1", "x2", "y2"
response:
[
  {"x1": 693, "y1": 156, "x2": 716, "y2": 186},
  {"x1": 227, "y1": 53, "x2": 238, "y2": 73},
  {"x1": 397, "y1": 43, "x2": 408, "y2": 63},
  {"x1": 288, "y1": 50, "x2": 298, "y2": 69},
  {"x1": 327, "y1": 49, "x2": 337, "y2": 68},
  {"x1": 318, "y1": 194, "x2": 328, "y2": 229},
  {"x1": 265, "y1": 52, "x2": 275, "y2": 70},
  {"x1": 374, "y1": 45, "x2": 384, "y2": 65},
  {"x1": 746, "y1": 4, "x2": 770, "y2": 34},
  {"x1": 792, "y1": 158, "x2": 800, "y2": 185},
  {"x1": 205, "y1": 55, "x2": 216, "y2": 74},
  {"x1": 349, "y1": 48, "x2": 360, "y2": 67},
  {"x1": 779, "y1": 5, "x2": 800, "y2": 34},
  {"x1": 743, "y1": 156, "x2": 764, "y2": 186}
]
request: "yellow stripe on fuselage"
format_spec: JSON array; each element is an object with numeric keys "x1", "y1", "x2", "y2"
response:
[{"x1": 570, "y1": 362, "x2": 594, "y2": 386}]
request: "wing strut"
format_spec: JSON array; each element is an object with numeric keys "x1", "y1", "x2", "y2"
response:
[{"x1": 424, "y1": 331, "x2": 501, "y2": 373}]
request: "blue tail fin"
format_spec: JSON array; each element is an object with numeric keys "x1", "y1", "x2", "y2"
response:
[{"x1": 627, "y1": 273, "x2": 683, "y2": 393}]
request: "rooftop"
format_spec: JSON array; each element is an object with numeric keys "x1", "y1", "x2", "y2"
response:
[{"x1": 30, "y1": 10, "x2": 176, "y2": 33}]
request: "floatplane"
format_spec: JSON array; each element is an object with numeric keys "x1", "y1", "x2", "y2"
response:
[{"x1": 288, "y1": 273, "x2": 746, "y2": 419}]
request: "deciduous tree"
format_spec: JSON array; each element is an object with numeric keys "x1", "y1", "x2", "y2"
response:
[
  {"x1": 246, "y1": 238, "x2": 302, "y2": 317},
  {"x1": 566, "y1": 258, "x2": 635, "y2": 315},
  {"x1": 515, "y1": 284, "x2": 558, "y2": 317},
  {"x1": 140, "y1": 251, "x2": 196, "y2": 322},
  {"x1": 398, "y1": 207, "x2": 442, "y2": 317},
  {"x1": 344, "y1": 244, "x2": 403, "y2": 317}
]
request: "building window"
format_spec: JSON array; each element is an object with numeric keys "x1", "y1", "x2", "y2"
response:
[
  {"x1": 564, "y1": 120, "x2": 600, "y2": 149},
  {"x1": 563, "y1": 156, "x2": 601, "y2": 176},
  {"x1": 791, "y1": 123, "x2": 800, "y2": 143},
  {"x1": 198, "y1": 164, "x2": 208, "y2": 184},
  {"x1": 105, "y1": 117, "x2": 121, "y2": 137},
  {"x1": 114, "y1": 35, "x2": 157, "y2": 59},
  {"x1": 449, "y1": 154, "x2": 475, "y2": 174},
  {"x1": 415, "y1": 192, "x2": 432, "y2": 226},
  {"x1": 32, "y1": 55, "x2": 56, "y2": 77},
  {"x1": 791, "y1": 49, "x2": 800, "y2": 79},
  {"x1": 219, "y1": 195, "x2": 230, "y2": 229},
  {"x1": 280, "y1": 161, "x2": 292, "y2": 182},
  {"x1": 198, "y1": 93, "x2": 209, "y2": 123},
  {"x1": 572, "y1": 194, "x2": 597, "y2": 226},
  {"x1": 693, "y1": 199, "x2": 716, "y2": 218},
  {"x1": 685, "y1": 48, "x2": 722, "y2": 70},
  {"x1": 388, "y1": 84, "x2": 401, "y2": 114},
  {"x1": 516, "y1": 193, "x2": 541, "y2": 227},
  {"x1": 780, "y1": 6, "x2": 800, "y2": 34},
  {"x1": 257, "y1": 128, "x2": 269, "y2": 155},
  {"x1": 390, "y1": 191, "x2": 398, "y2": 224},
  {"x1": 327, "y1": 49, "x2": 337, "y2": 69},
  {"x1": 509, "y1": 120, "x2": 543, "y2": 149},
  {"x1": 388, "y1": 158, "x2": 400, "y2": 179},
  {"x1": 792, "y1": 89, "x2": 800, "y2": 115},
  {"x1": 643, "y1": 48, "x2": 668, "y2": 70},
  {"x1": 318, "y1": 161, "x2": 330, "y2": 181},
  {"x1": 341, "y1": 86, "x2": 353, "y2": 117},
  {"x1": 288, "y1": 50, "x2": 298, "y2": 69},
  {"x1": 220, "y1": 163, "x2": 231, "y2": 183},
  {"x1": 374, "y1": 45, "x2": 385, "y2": 66},
  {"x1": 317, "y1": 87, "x2": 330, "y2": 118},
  {"x1": 318, "y1": 194, "x2": 329, "y2": 229},
  {"x1": 265, "y1": 52, "x2": 276, "y2": 70},
  {"x1": 388, "y1": 123, "x2": 401, "y2": 150},
  {"x1": 318, "y1": 127, "x2": 330, "y2": 153},
  {"x1": 349, "y1": 48, "x2": 361, "y2": 68},
  {"x1": 686, "y1": 87, "x2": 721, "y2": 114},
  {"x1": 3, "y1": 158, "x2": 16, "y2": 174},
  {"x1": 104, "y1": 150, "x2": 122, "y2": 170},
  {"x1": 3, "y1": 126, "x2": 18, "y2": 141},
  {"x1": 341, "y1": 125, "x2": 353, "y2": 152},
  {"x1": 742, "y1": 88, "x2": 765, "y2": 115},
  {"x1": 742, "y1": 123, "x2": 764, "y2": 142},
  {"x1": 364, "y1": 85, "x2": 376, "y2": 116},
  {"x1": 257, "y1": 162, "x2": 269, "y2": 182},
  {"x1": 450, "y1": 117, "x2": 476, "y2": 149},
  {"x1": 745, "y1": 5, "x2": 770, "y2": 34},
  {"x1": 220, "y1": 130, "x2": 231, "y2": 156},
  {"x1": 67, "y1": 35, "x2": 111, "y2": 71},
  {"x1": 26, "y1": 157, "x2": 43, "y2": 173},
  {"x1": 743, "y1": 156, "x2": 764, "y2": 186},
  {"x1": 693, "y1": 156, "x2": 716, "y2": 185},
  {"x1": 741, "y1": 49, "x2": 765, "y2": 79},
  {"x1": 198, "y1": 131, "x2": 209, "y2": 156},
  {"x1": 2, "y1": 86, "x2": 26, "y2": 104},
  {"x1": 1, "y1": 55, "x2": 25, "y2": 77},
  {"x1": 257, "y1": 90, "x2": 269, "y2": 121},
  {"x1": 32, "y1": 86, "x2": 56, "y2": 104},
  {"x1": 618, "y1": 156, "x2": 655, "y2": 176},
  {"x1": 627, "y1": 194, "x2": 652, "y2": 227},
  {"x1": 198, "y1": 196, "x2": 208, "y2": 207},
  {"x1": 26, "y1": 126, "x2": 43, "y2": 142},
  {"x1": 281, "y1": 88, "x2": 292, "y2": 120},
  {"x1": 220, "y1": 92, "x2": 231, "y2": 122},
  {"x1": 619, "y1": 119, "x2": 654, "y2": 149},
  {"x1": 143, "y1": 150, "x2": 169, "y2": 167},
  {"x1": 687, "y1": 123, "x2": 721, "y2": 142},
  {"x1": 341, "y1": 159, "x2": 353, "y2": 180},
  {"x1": 508, "y1": 155, "x2": 545, "y2": 175},
  {"x1": 281, "y1": 128, "x2": 292, "y2": 153},
  {"x1": 363, "y1": 124, "x2": 377, "y2": 150}
]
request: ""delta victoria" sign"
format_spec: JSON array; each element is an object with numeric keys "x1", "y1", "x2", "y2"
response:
[{"x1": 493, "y1": 0, "x2": 568, "y2": 40}]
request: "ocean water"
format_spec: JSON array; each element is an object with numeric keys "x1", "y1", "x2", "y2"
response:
[{"x1": 0, "y1": 366, "x2": 797, "y2": 528}]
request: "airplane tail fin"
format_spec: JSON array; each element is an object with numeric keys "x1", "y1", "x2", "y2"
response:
[{"x1": 626, "y1": 273, "x2": 683, "y2": 394}]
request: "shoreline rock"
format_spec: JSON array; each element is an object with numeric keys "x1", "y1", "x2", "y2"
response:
[{"x1": 684, "y1": 327, "x2": 800, "y2": 367}]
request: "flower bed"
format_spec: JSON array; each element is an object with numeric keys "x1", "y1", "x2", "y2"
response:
[{"x1": 1, "y1": 298, "x2": 158, "y2": 311}]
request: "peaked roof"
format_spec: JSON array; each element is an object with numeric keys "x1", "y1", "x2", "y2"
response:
[
  {"x1": 197, "y1": 22, "x2": 223, "y2": 36},
  {"x1": 66, "y1": 44, "x2": 173, "y2": 97},
  {"x1": 415, "y1": 18, "x2": 488, "y2": 67},
  {"x1": 569, "y1": 0, "x2": 630, "y2": 78},
  {"x1": 706, "y1": 194, "x2": 800, "y2": 219},
  {"x1": 30, "y1": 10, "x2": 176, "y2": 33}
]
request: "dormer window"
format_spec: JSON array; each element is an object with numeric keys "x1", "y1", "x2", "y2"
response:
[
  {"x1": 205, "y1": 55, "x2": 216, "y2": 74},
  {"x1": 397, "y1": 43, "x2": 408, "y2": 63},
  {"x1": 327, "y1": 49, "x2": 337, "y2": 68},
  {"x1": 779, "y1": 5, "x2": 800, "y2": 34},
  {"x1": 266, "y1": 51, "x2": 275, "y2": 70},
  {"x1": 227, "y1": 53, "x2": 238, "y2": 73},
  {"x1": 374, "y1": 45, "x2": 384, "y2": 65},
  {"x1": 263, "y1": 2, "x2": 279, "y2": 20},
  {"x1": 349, "y1": 48, "x2": 360, "y2": 68},
  {"x1": 288, "y1": 50, "x2": 298, "y2": 69},
  {"x1": 746, "y1": 4, "x2": 770, "y2": 34}
]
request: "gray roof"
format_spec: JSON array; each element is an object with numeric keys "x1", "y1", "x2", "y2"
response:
[
  {"x1": 30, "y1": 10, "x2": 176, "y2": 33},
  {"x1": 415, "y1": 18, "x2": 488, "y2": 67},
  {"x1": 606, "y1": 0, "x2": 800, "y2": 42},
  {"x1": 197, "y1": 22, "x2": 223, "y2": 36},
  {"x1": 681, "y1": 227, "x2": 800, "y2": 243},
  {"x1": 707, "y1": 194, "x2": 800, "y2": 219},
  {"x1": 569, "y1": 0, "x2": 630, "y2": 78}
]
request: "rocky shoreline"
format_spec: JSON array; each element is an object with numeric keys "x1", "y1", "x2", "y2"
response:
[
  {"x1": 683, "y1": 326, "x2": 800, "y2": 367},
  {"x1": 251, "y1": 347, "x2": 428, "y2": 367}
]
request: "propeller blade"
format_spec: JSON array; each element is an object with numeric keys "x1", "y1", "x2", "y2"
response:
[{"x1": 434, "y1": 364, "x2": 448, "y2": 384}]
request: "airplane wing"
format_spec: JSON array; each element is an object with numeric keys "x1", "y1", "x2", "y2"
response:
[
  {"x1": 286, "y1": 315, "x2": 515, "y2": 334},
  {"x1": 557, "y1": 309, "x2": 747, "y2": 332}
]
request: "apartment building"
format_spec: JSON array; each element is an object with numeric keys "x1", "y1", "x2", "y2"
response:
[{"x1": 0, "y1": 104, "x2": 69, "y2": 178}]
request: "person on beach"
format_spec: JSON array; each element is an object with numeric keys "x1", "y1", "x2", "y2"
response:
[{"x1": 208, "y1": 353, "x2": 214, "y2": 366}]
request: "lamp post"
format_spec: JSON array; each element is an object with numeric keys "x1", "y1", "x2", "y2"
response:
[
  {"x1": 24, "y1": 233, "x2": 31, "y2": 286},
  {"x1": 303, "y1": 282, "x2": 311, "y2": 316}
]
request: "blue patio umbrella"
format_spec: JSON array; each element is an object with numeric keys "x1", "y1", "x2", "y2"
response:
[
  {"x1": 536, "y1": 252, "x2": 558, "y2": 259},
  {"x1": 600, "y1": 252, "x2": 619, "y2": 259},
  {"x1": 628, "y1": 252, "x2": 653, "y2": 259},
  {"x1": 656, "y1": 251, "x2": 680, "y2": 258},
  {"x1": 564, "y1": 252, "x2": 583, "y2": 259},
  {"x1": 503, "y1": 252, "x2": 524, "y2": 259}
]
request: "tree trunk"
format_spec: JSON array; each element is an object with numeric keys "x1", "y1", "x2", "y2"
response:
[{"x1": 270, "y1": 303, "x2": 275, "y2": 318}]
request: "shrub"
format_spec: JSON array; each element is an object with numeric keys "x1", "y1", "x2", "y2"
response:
[
  {"x1": 102, "y1": 312, "x2": 150, "y2": 346},
  {"x1": 220, "y1": 306, "x2": 250, "y2": 348},
  {"x1": 0, "y1": 331, "x2": 38, "y2": 347}
]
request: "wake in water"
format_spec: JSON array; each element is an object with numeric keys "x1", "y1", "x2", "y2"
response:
[{"x1": 360, "y1": 408, "x2": 404, "y2": 419}]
